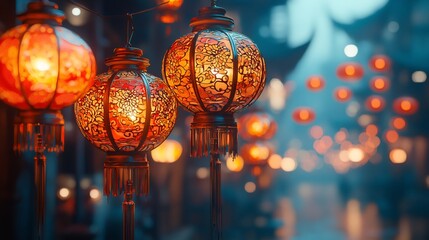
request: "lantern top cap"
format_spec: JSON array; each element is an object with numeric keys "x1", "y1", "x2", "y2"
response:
[
  {"x1": 190, "y1": 6, "x2": 234, "y2": 31},
  {"x1": 105, "y1": 47, "x2": 150, "y2": 71},
  {"x1": 18, "y1": 1, "x2": 65, "y2": 25}
]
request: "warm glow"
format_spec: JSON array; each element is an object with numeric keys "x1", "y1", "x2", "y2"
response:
[
  {"x1": 392, "y1": 117, "x2": 406, "y2": 130},
  {"x1": 385, "y1": 130, "x2": 399, "y2": 143},
  {"x1": 196, "y1": 167, "x2": 209, "y2": 179},
  {"x1": 306, "y1": 76, "x2": 324, "y2": 91},
  {"x1": 268, "y1": 154, "x2": 282, "y2": 169},
  {"x1": 374, "y1": 59, "x2": 386, "y2": 70},
  {"x1": 365, "y1": 124, "x2": 378, "y2": 136},
  {"x1": 335, "y1": 130, "x2": 348, "y2": 144},
  {"x1": 370, "y1": 77, "x2": 389, "y2": 92},
  {"x1": 348, "y1": 147, "x2": 365, "y2": 163},
  {"x1": 344, "y1": 44, "x2": 358, "y2": 57},
  {"x1": 293, "y1": 107, "x2": 315, "y2": 124},
  {"x1": 389, "y1": 148, "x2": 407, "y2": 164},
  {"x1": 339, "y1": 150, "x2": 349, "y2": 162},
  {"x1": 89, "y1": 188, "x2": 101, "y2": 200},
  {"x1": 226, "y1": 155, "x2": 244, "y2": 172},
  {"x1": 151, "y1": 139, "x2": 183, "y2": 163},
  {"x1": 400, "y1": 100, "x2": 411, "y2": 111},
  {"x1": 281, "y1": 157, "x2": 297, "y2": 172},
  {"x1": 370, "y1": 55, "x2": 390, "y2": 71},
  {"x1": 366, "y1": 96, "x2": 384, "y2": 112},
  {"x1": 244, "y1": 182, "x2": 256, "y2": 193},
  {"x1": 249, "y1": 145, "x2": 270, "y2": 162},
  {"x1": 335, "y1": 87, "x2": 352, "y2": 102},
  {"x1": 58, "y1": 187, "x2": 70, "y2": 200},
  {"x1": 345, "y1": 65, "x2": 355, "y2": 76},
  {"x1": 33, "y1": 58, "x2": 50, "y2": 72}
]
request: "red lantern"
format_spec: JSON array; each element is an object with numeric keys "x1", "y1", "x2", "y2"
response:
[
  {"x1": 336, "y1": 63, "x2": 364, "y2": 81},
  {"x1": 365, "y1": 95, "x2": 385, "y2": 112},
  {"x1": 334, "y1": 87, "x2": 352, "y2": 102},
  {"x1": 306, "y1": 75, "x2": 325, "y2": 91},
  {"x1": 369, "y1": 55, "x2": 391, "y2": 72},
  {"x1": 156, "y1": 0, "x2": 184, "y2": 24},
  {"x1": 370, "y1": 76, "x2": 390, "y2": 92},
  {"x1": 238, "y1": 112, "x2": 277, "y2": 141},
  {"x1": 292, "y1": 107, "x2": 315, "y2": 124},
  {"x1": 393, "y1": 97, "x2": 419, "y2": 115}
]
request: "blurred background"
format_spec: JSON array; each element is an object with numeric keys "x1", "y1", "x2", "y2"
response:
[{"x1": 1, "y1": 0, "x2": 429, "y2": 239}]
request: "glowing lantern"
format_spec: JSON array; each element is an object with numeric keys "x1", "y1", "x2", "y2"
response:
[
  {"x1": 151, "y1": 139, "x2": 183, "y2": 163},
  {"x1": 292, "y1": 107, "x2": 315, "y2": 124},
  {"x1": 370, "y1": 76, "x2": 390, "y2": 92},
  {"x1": 156, "y1": 0, "x2": 184, "y2": 24},
  {"x1": 365, "y1": 95, "x2": 385, "y2": 112},
  {"x1": 0, "y1": 2, "x2": 96, "y2": 236},
  {"x1": 238, "y1": 112, "x2": 277, "y2": 141},
  {"x1": 391, "y1": 117, "x2": 406, "y2": 130},
  {"x1": 226, "y1": 155, "x2": 244, "y2": 172},
  {"x1": 393, "y1": 97, "x2": 419, "y2": 115},
  {"x1": 240, "y1": 142, "x2": 272, "y2": 165},
  {"x1": 336, "y1": 63, "x2": 364, "y2": 81},
  {"x1": 306, "y1": 75, "x2": 325, "y2": 91},
  {"x1": 334, "y1": 87, "x2": 352, "y2": 102},
  {"x1": 369, "y1": 55, "x2": 390, "y2": 72},
  {"x1": 162, "y1": 1, "x2": 266, "y2": 236},
  {"x1": 75, "y1": 47, "x2": 177, "y2": 239},
  {"x1": 0, "y1": 1, "x2": 96, "y2": 152}
]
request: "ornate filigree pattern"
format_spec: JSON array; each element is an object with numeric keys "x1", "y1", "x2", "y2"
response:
[
  {"x1": 75, "y1": 70, "x2": 177, "y2": 154},
  {"x1": 162, "y1": 29, "x2": 266, "y2": 114},
  {"x1": 0, "y1": 23, "x2": 96, "y2": 110}
]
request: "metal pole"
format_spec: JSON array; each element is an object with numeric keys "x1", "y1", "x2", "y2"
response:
[
  {"x1": 123, "y1": 179, "x2": 135, "y2": 240},
  {"x1": 210, "y1": 131, "x2": 222, "y2": 239},
  {"x1": 34, "y1": 127, "x2": 46, "y2": 240}
]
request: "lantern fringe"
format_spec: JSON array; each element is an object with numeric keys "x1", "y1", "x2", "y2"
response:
[
  {"x1": 104, "y1": 162, "x2": 149, "y2": 197},
  {"x1": 191, "y1": 126, "x2": 237, "y2": 158},
  {"x1": 13, "y1": 123, "x2": 64, "y2": 153}
]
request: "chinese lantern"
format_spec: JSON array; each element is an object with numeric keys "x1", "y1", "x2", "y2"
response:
[
  {"x1": 238, "y1": 112, "x2": 277, "y2": 141},
  {"x1": 370, "y1": 76, "x2": 390, "y2": 92},
  {"x1": 162, "y1": 0, "x2": 266, "y2": 237},
  {"x1": 369, "y1": 55, "x2": 390, "y2": 72},
  {"x1": 0, "y1": 2, "x2": 96, "y2": 237},
  {"x1": 156, "y1": 0, "x2": 184, "y2": 24},
  {"x1": 393, "y1": 97, "x2": 419, "y2": 115},
  {"x1": 365, "y1": 95, "x2": 385, "y2": 112},
  {"x1": 292, "y1": 107, "x2": 315, "y2": 124},
  {"x1": 0, "y1": 1, "x2": 96, "y2": 152},
  {"x1": 336, "y1": 63, "x2": 364, "y2": 81},
  {"x1": 306, "y1": 75, "x2": 325, "y2": 91},
  {"x1": 151, "y1": 139, "x2": 183, "y2": 163},
  {"x1": 334, "y1": 87, "x2": 352, "y2": 102},
  {"x1": 75, "y1": 47, "x2": 177, "y2": 239}
]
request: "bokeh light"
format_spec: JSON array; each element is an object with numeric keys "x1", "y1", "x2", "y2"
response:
[
  {"x1": 58, "y1": 187, "x2": 70, "y2": 200},
  {"x1": 344, "y1": 44, "x2": 358, "y2": 57},
  {"x1": 226, "y1": 155, "x2": 244, "y2": 172},
  {"x1": 244, "y1": 182, "x2": 256, "y2": 193},
  {"x1": 389, "y1": 148, "x2": 407, "y2": 164},
  {"x1": 281, "y1": 157, "x2": 297, "y2": 172}
]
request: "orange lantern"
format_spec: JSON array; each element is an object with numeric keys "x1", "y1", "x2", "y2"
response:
[
  {"x1": 365, "y1": 95, "x2": 385, "y2": 112},
  {"x1": 0, "y1": 2, "x2": 96, "y2": 152},
  {"x1": 292, "y1": 107, "x2": 315, "y2": 124},
  {"x1": 336, "y1": 63, "x2": 364, "y2": 81},
  {"x1": 393, "y1": 97, "x2": 419, "y2": 115},
  {"x1": 334, "y1": 87, "x2": 352, "y2": 102},
  {"x1": 238, "y1": 112, "x2": 277, "y2": 141},
  {"x1": 369, "y1": 55, "x2": 391, "y2": 72},
  {"x1": 240, "y1": 142, "x2": 272, "y2": 166},
  {"x1": 306, "y1": 75, "x2": 325, "y2": 91},
  {"x1": 151, "y1": 139, "x2": 183, "y2": 163},
  {"x1": 75, "y1": 47, "x2": 177, "y2": 239},
  {"x1": 370, "y1": 76, "x2": 390, "y2": 92}
]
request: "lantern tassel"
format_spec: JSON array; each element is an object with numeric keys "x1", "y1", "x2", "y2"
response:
[
  {"x1": 34, "y1": 128, "x2": 46, "y2": 240},
  {"x1": 190, "y1": 126, "x2": 237, "y2": 158},
  {"x1": 104, "y1": 154, "x2": 149, "y2": 197}
]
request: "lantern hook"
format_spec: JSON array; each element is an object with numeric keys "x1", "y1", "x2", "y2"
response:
[{"x1": 126, "y1": 13, "x2": 134, "y2": 47}]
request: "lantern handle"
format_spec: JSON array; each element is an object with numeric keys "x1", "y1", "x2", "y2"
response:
[{"x1": 126, "y1": 13, "x2": 134, "y2": 47}]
